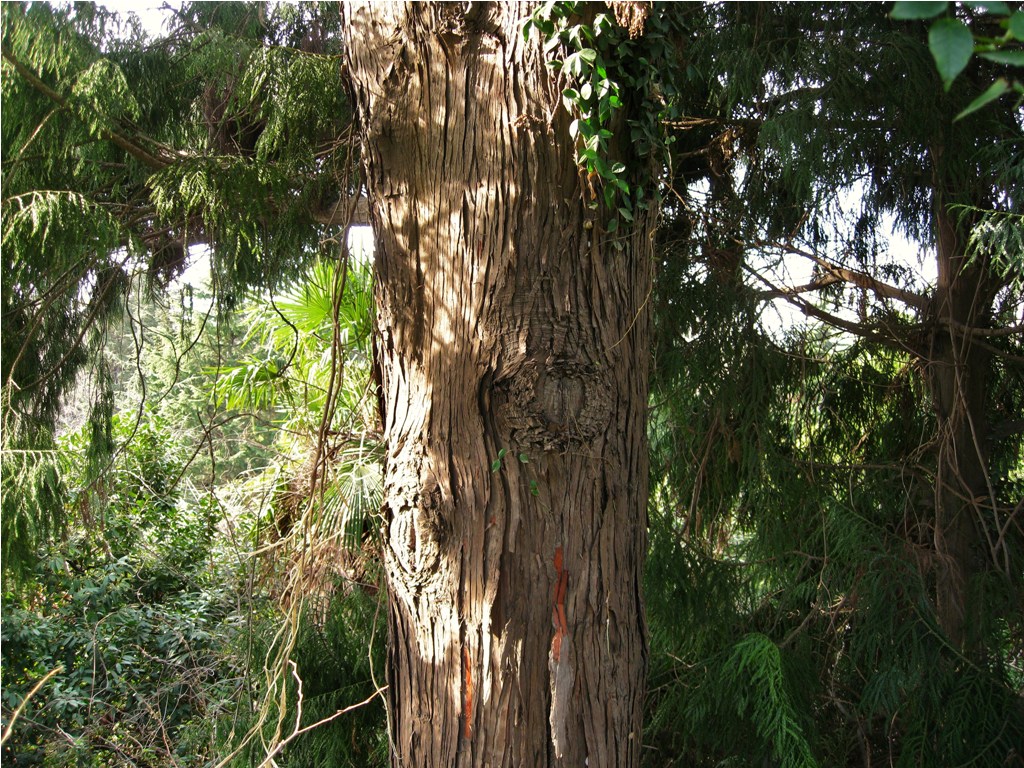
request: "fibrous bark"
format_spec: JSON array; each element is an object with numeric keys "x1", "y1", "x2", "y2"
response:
[{"x1": 342, "y1": 2, "x2": 653, "y2": 764}]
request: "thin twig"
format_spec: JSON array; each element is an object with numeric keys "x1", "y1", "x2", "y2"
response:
[{"x1": 1, "y1": 665, "x2": 63, "y2": 746}]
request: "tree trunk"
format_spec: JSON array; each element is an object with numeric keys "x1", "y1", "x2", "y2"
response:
[
  {"x1": 341, "y1": 3, "x2": 653, "y2": 765},
  {"x1": 927, "y1": 168, "x2": 995, "y2": 651}
]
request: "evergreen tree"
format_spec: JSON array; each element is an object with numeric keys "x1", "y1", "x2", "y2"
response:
[{"x1": 646, "y1": 3, "x2": 1023, "y2": 764}]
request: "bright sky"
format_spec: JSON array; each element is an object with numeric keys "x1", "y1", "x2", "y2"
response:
[{"x1": 100, "y1": 1, "x2": 178, "y2": 36}]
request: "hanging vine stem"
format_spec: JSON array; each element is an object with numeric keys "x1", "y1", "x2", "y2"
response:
[
  {"x1": 251, "y1": 201, "x2": 362, "y2": 765},
  {"x1": 210, "y1": 130, "x2": 379, "y2": 767},
  {"x1": 0, "y1": 665, "x2": 64, "y2": 747}
]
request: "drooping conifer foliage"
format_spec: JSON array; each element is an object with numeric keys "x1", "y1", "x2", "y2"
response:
[
  {"x1": 645, "y1": 3, "x2": 1023, "y2": 765},
  {"x1": 2, "y1": 1, "x2": 357, "y2": 568},
  {"x1": 2, "y1": 2, "x2": 1022, "y2": 767}
]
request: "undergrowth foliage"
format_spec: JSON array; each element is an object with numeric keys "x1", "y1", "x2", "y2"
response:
[
  {"x1": 2, "y1": 256, "x2": 386, "y2": 767},
  {"x1": 1, "y1": 412, "x2": 239, "y2": 768}
]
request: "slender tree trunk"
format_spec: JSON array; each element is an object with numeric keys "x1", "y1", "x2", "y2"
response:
[
  {"x1": 927, "y1": 170, "x2": 995, "y2": 651},
  {"x1": 342, "y1": 3, "x2": 653, "y2": 764}
]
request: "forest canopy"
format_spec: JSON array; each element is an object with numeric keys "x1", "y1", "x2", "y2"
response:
[{"x1": 2, "y1": 2, "x2": 1022, "y2": 767}]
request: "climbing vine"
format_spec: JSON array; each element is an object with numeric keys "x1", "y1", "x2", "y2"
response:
[
  {"x1": 891, "y1": 0, "x2": 1024, "y2": 118},
  {"x1": 524, "y1": 1, "x2": 681, "y2": 237}
]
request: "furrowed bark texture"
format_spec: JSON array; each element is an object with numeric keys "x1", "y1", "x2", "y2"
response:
[{"x1": 342, "y1": 2, "x2": 653, "y2": 765}]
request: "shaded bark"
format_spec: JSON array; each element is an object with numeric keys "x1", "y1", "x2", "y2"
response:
[
  {"x1": 342, "y1": 2, "x2": 653, "y2": 765},
  {"x1": 926, "y1": 166, "x2": 996, "y2": 651}
]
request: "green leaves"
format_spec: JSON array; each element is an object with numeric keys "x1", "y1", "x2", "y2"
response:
[
  {"x1": 490, "y1": 447, "x2": 508, "y2": 473},
  {"x1": 70, "y1": 58, "x2": 141, "y2": 132},
  {"x1": 210, "y1": 258, "x2": 373, "y2": 420},
  {"x1": 889, "y1": 1, "x2": 1011, "y2": 18},
  {"x1": 978, "y1": 48, "x2": 1024, "y2": 65},
  {"x1": 1, "y1": 412, "x2": 238, "y2": 764},
  {"x1": 928, "y1": 18, "x2": 975, "y2": 89},
  {"x1": 529, "y1": 3, "x2": 654, "y2": 237},
  {"x1": 723, "y1": 634, "x2": 818, "y2": 768},
  {"x1": 890, "y1": 1, "x2": 948, "y2": 19},
  {"x1": 491, "y1": 449, "x2": 531, "y2": 471},
  {"x1": 955, "y1": 77, "x2": 1010, "y2": 119},
  {"x1": 3, "y1": 190, "x2": 124, "y2": 263},
  {"x1": 1010, "y1": 10, "x2": 1024, "y2": 39},
  {"x1": 891, "y1": 1, "x2": 1024, "y2": 111}
]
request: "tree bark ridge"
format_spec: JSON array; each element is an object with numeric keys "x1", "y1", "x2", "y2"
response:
[{"x1": 342, "y1": 2, "x2": 653, "y2": 765}]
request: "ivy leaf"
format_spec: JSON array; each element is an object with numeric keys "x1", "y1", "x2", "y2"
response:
[
  {"x1": 562, "y1": 87, "x2": 579, "y2": 112},
  {"x1": 564, "y1": 52, "x2": 584, "y2": 77},
  {"x1": 593, "y1": 12, "x2": 613, "y2": 35},
  {"x1": 977, "y1": 50, "x2": 1024, "y2": 66},
  {"x1": 1009, "y1": 11, "x2": 1024, "y2": 40},
  {"x1": 491, "y1": 448, "x2": 507, "y2": 473},
  {"x1": 890, "y1": 1, "x2": 947, "y2": 19},
  {"x1": 928, "y1": 18, "x2": 974, "y2": 89},
  {"x1": 955, "y1": 78, "x2": 1009, "y2": 120}
]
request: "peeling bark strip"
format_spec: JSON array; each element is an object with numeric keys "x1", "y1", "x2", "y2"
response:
[
  {"x1": 549, "y1": 546, "x2": 573, "y2": 759},
  {"x1": 463, "y1": 644, "x2": 473, "y2": 740},
  {"x1": 342, "y1": 2, "x2": 654, "y2": 765},
  {"x1": 551, "y1": 546, "x2": 569, "y2": 663}
]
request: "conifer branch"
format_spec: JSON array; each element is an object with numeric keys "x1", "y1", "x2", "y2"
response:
[
  {"x1": 1, "y1": 45, "x2": 166, "y2": 170},
  {"x1": 756, "y1": 239, "x2": 930, "y2": 311},
  {"x1": 745, "y1": 263, "x2": 913, "y2": 350},
  {"x1": 750, "y1": 239, "x2": 1022, "y2": 349},
  {"x1": 7, "y1": 252, "x2": 134, "y2": 396},
  {"x1": 755, "y1": 272, "x2": 844, "y2": 300}
]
